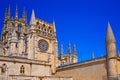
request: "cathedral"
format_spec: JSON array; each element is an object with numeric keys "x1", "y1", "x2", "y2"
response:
[{"x1": 0, "y1": 5, "x2": 120, "y2": 80}]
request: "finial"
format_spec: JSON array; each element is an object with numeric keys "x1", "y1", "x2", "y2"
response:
[
  {"x1": 68, "y1": 42, "x2": 71, "y2": 54},
  {"x1": 52, "y1": 20, "x2": 56, "y2": 33},
  {"x1": 22, "y1": 8, "x2": 27, "y2": 23},
  {"x1": 30, "y1": 9, "x2": 36, "y2": 25},
  {"x1": 73, "y1": 43, "x2": 77, "y2": 55},
  {"x1": 4, "y1": 8, "x2": 7, "y2": 21},
  {"x1": 15, "y1": 5, "x2": 18, "y2": 19},
  {"x1": 7, "y1": 5, "x2": 10, "y2": 19},
  {"x1": 60, "y1": 44, "x2": 64, "y2": 55},
  {"x1": 92, "y1": 51, "x2": 95, "y2": 60},
  {"x1": 106, "y1": 22, "x2": 116, "y2": 43}
]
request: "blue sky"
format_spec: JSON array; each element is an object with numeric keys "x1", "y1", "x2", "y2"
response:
[{"x1": 0, "y1": 0, "x2": 120, "y2": 62}]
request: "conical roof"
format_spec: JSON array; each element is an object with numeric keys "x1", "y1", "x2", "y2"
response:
[{"x1": 106, "y1": 22, "x2": 116, "y2": 43}]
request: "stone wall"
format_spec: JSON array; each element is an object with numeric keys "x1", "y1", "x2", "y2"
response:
[
  {"x1": 0, "y1": 56, "x2": 51, "y2": 79},
  {"x1": 9, "y1": 75, "x2": 73, "y2": 80},
  {"x1": 55, "y1": 58, "x2": 107, "y2": 80}
]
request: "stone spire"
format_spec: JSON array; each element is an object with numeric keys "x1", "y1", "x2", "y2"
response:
[
  {"x1": 22, "y1": 8, "x2": 27, "y2": 22},
  {"x1": 4, "y1": 8, "x2": 8, "y2": 21},
  {"x1": 30, "y1": 9, "x2": 36, "y2": 25},
  {"x1": 68, "y1": 42, "x2": 71, "y2": 54},
  {"x1": 92, "y1": 51, "x2": 95, "y2": 60},
  {"x1": 60, "y1": 44, "x2": 64, "y2": 55},
  {"x1": 106, "y1": 22, "x2": 116, "y2": 43},
  {"x1": 52, "y1": 20, "x2": 56, "y2": 33},
  {"x1": 73, "y1": 43, "x2": 77, "y2": 55},
  {"x1": 7, "y1": 5, "x2": 10, "y2": 19},
  {"x1": 15, "y1": 5, "x2": 18, "y2": 19}
]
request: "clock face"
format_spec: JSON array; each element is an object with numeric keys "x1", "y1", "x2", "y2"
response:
[{"x1": 38, "y1": 39, "x2": 49, "y2": 52}]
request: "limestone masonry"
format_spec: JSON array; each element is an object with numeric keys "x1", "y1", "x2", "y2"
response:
[{"x1": 0, "y1": 5, "x2": 119, "y2": 80}]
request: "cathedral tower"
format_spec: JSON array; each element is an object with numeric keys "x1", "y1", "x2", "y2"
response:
[
  {"x1": 2, "y1": 5, "x2": 28, "y2": 56},
  {"x1": 106, "y1": 22, "x2": 117, "y2": 80},
  {"x1": 28, "y1": 9, "x2": 58, "y2": 74}
]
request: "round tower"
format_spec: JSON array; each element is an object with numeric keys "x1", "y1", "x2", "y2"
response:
[{"x1": 106, "y1": 22, "x2": 117, "y2": 79}]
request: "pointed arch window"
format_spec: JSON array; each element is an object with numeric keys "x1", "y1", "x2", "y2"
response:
[
  {"x1": 1, "y1": 64, "x2": 7, "y2": 73},
  {"x1": 20, "y1": 65, "x2": 25, "y2": 74}
]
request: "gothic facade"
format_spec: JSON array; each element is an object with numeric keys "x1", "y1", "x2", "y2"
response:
[
  {"x1": 0, "y1": 5, "x2": 120, "y2": 80},
  {"x1": 0, "y1": 6, "x2": 77, "y2": 80}
]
